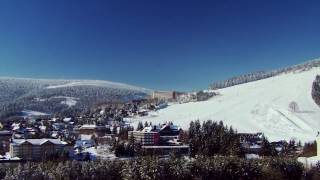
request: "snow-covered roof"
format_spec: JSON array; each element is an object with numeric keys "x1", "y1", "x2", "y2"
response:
[
  {"x1": 245, "y1": 154, "x2": 260, "y2": 159},
  {"x1": 11, "y1": 139, "x2": 67, "y2": 146},
  {"x1": 80, "y1": 124, "x2": 97, "y2": 129},
  {"x1": 63, "y1": 117, "x2": 72, "y2": 122},
  {"x1": 80, "y1": 124, "x2": 106, "y2": 129},
  {"x1": 80, "y1": 134, "x2": 94, "y2": 140},
  {"x1": 159, "y1": 123, "x2": 181, "y2": 131},
  {"x1": 50, "y1": 118, "x2": 57, "y2": 122},
  {"x1": 249, "y1": 144, "x2": 262, "y2": 149}
]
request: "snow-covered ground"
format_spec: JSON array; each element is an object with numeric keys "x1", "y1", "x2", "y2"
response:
[
  {"x1": 35, "y1": 96, "x2": 79, "y2": 107},
  {"x1": 83, "y1": 145, "x2": 117, "y2": 160},
  {"x1": 60, "y1": 97, "x2": 79, "y2": 107},
  {"x1": 21, "y1": 110, "x2": 50, "y2": 117},
  {"x1": 45, "y1": 80, "x2": 150, "y2": 92},
  {"x1": 130, "y1": 67, "x2": 320, "y2": 142}
]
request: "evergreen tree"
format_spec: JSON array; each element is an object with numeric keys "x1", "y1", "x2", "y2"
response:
[
  {"x1": 144, "y1": 121, "x2": 149, "y2": 128},
  {"x1": 137, "y1": 121, "x2": 143, "y2": 131},
  {"x1": 128, "y1": 134, "x2": 135, "y2": 157},
  {"x1": 188, "y1": 121, "x2": 196, "y2": 156},
  {"x1": 282, "y1": 139, "x2": 297, "y2": 157},
  {"x1": 189, "y1": 120, "x2": 202, "y2": 157},
  {"x1": 260, "y1": 135, "x2": 277, "y2": 156}
]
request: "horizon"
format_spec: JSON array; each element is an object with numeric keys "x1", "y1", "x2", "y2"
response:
[
  {"x1": 1, "y1": 1, "x2": 320, "y2": 91},
  {"x1": 0, "y1": 57, "x2": 319, "y2": 91}
]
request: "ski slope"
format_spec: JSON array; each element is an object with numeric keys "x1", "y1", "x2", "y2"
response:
[{"x1": 132, "y1": 67, "x2": 320, "y2": 142}]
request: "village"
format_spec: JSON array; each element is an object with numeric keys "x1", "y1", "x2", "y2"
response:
[
  {"x1": 0, "y1": 90, "x2": 216, "y2": 161},
  {"x1": 0, "y1": 90, "x2": 306, "y2": 163}
]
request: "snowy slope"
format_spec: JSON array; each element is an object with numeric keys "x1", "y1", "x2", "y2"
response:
[
  {"x1": 21, "y1": 110, "x2": 50, "y2": 117},
  {"x1": 45, "y1": 80, "x2": 149, "y2": 92},
  {"x1": 131, "y1": 67, "x2": 320, "y2": 142}
]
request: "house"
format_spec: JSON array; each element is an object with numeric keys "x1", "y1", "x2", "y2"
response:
[
  {"x1": 298, "y1": 135, "x2": 320, "y2": 169},
  {"x1": 137, "y1": 109, "x2": 148, "y2": 116},
  {"x1": 52, "y1": 123, "x2": 65, "y2": 131},
  {"x1": 75, "y1": 138, "x2": 96, "y2": 149},
  {"x1": 238, "y1": 133, "x2": 263, "y2": 154},
  {"x1": 239, "y1": 133, "x2": 263, "y2": 144},
  {"x1": 79, "y1": 124, "x2": 107, "y2": 137},
  {"x1": 10, "y1": 139, "x2": 67, "y2": 160},
  {"x1": 63, "y1": 117, "x2": 72, "y2": 123},
  {"x1": 159, "y1": 123, "x2": 181, "y2": 135}
]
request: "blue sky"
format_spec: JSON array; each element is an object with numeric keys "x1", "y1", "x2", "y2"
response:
[{"x1": 0, "y1": 0, "x2": 320, "y2": 91}]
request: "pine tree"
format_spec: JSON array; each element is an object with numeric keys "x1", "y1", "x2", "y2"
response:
[
  {"x1": 188, "y1": 121, "x2": 197, "y2": 157},
  {"x1": 136, "y1": 121, "x2": 143, "y2": 131},
  {"x1": 260, "y1": 135, "x2": 276, "y2": 156},
  {"x1": 144, "y1": 121, "x2": 149, "y2": 128},
  {"x1": 285, "y1": 139, "x2": 297, "y2": 157},
  {"x1": 127, "y1": 135, "x2": 135, "y2": 157}
]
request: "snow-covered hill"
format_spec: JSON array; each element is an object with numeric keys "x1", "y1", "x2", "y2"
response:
[
  {"x1": 0, "y1": 78, "x2": 150, "y2": 116},
  {"x1": 131, "y1": 67, "x2": 320, "y2": 142},
  {"x1": 45, "y1": 80, "x2": 149, "y2": 92}
]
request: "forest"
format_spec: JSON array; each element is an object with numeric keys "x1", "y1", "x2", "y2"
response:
[
  {"x1": 312, "y1": 75, "x2": 320, "y2": 107},
  {"x1": 0, "y1": 156, "x2": 306, "y2": 180}
]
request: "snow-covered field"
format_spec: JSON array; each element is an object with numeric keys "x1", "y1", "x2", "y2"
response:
[
  {"x1": 131, "y1": 67, "x2": 320, "y2": 142},
  {"x1": 21, "y1": 110, "x2": 50, "y2": 117},
  {"x1": 35, "y1": 96, "x2": 79, "y2": 107},
  {"x1": 59, "y1": 96, "x2": 79, "y2": 107}
]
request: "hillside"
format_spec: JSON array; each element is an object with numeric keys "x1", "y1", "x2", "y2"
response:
[
  {"x1": 210, "y1": 59, "x2": 320, "y2": 89},
  {"x1": 131, "y1": 66, "x2": 320, "y2": 142},
  {"x1": 0, "y1": 78, "x2": 150, "y2": 117}
]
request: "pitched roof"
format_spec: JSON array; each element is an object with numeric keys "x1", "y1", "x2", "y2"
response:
[{"x1": 11, "y1": 139, "x2": 67, "y2": 146}]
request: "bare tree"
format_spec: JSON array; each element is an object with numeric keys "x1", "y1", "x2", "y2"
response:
[{"x1": 289, "y1": 101, "x2": 299, "y2": 112}]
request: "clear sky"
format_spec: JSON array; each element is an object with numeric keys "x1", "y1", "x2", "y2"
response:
[{"x1": 0, "y1": 0, "x2": 319, "y2": 91}]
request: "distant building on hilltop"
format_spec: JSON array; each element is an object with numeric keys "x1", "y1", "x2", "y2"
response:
[
  {"x1": 152, "y1": 91, "x2": 185, "y2": 101},
  {"x1": 152, "y1": 91, "x2": 176, "y2": 101}
]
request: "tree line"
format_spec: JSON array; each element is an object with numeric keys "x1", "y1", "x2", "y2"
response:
[
  {"x1": 0, "y1": 156, "x2": 304, "y2": 180},
  {"x1": 312, "y1": 75, "x2": 320, "y2": 107},
  {"x1": 210, "y1": 59, "x2": 320, "y2": 89},
  {"x1": 188, "y1": 120, "x2": 242, "y2": 157}
]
